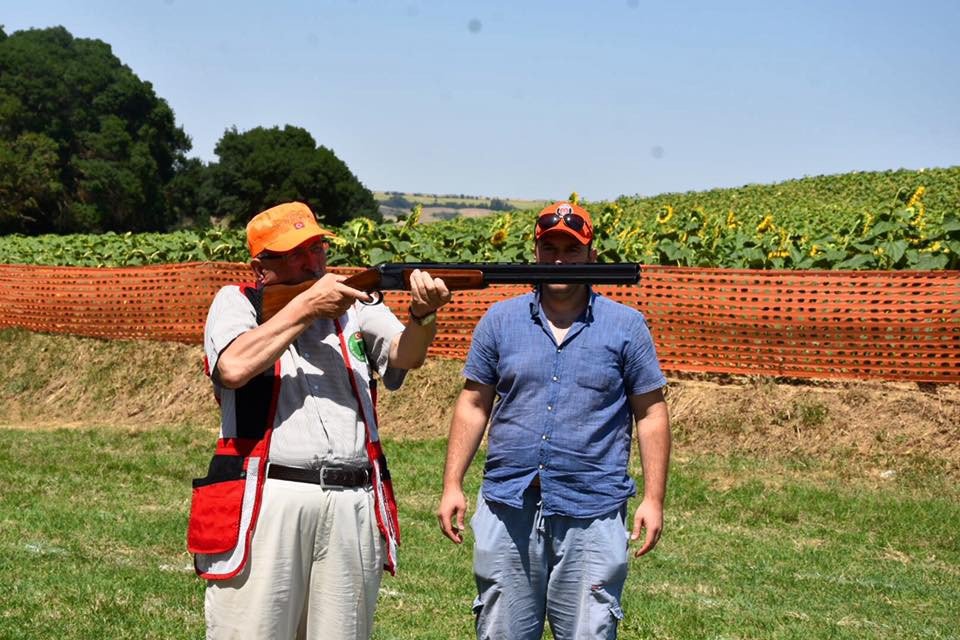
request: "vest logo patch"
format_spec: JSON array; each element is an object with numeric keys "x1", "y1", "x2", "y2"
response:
[{"x1": 348, "y1": 331, "x2": 367, "y2": 362}]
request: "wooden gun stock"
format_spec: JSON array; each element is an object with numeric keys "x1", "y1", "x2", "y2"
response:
[
  {"x1": 258, "y1": 280, "x2": 315, "y2": 323},
  {"x1": 258, "y1": 268, "x2": 486, "y2": 322},
  {"x1": 344, "y1": 267, "x2": 486, "y2": 292}
]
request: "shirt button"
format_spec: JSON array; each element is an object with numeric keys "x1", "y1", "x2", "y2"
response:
[
  {"x1": 542, "y1": 434, "x2": 548, "y2": 440},
  {"x1": 538, "y1": 464, "x2": 544, "y2": 470},
  {"x1": 556, "y1": 348, "x2": 562, "y2": 353},
  {"x1": 547, "y1": 405, "x2": 552, "y2": 411},
  {"x1": 552, "y1": 376, "x2": 558, "y2": 382}
]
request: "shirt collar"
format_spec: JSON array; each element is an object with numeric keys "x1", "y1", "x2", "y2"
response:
[{"x1": 529, "y1": 286, "x2": 596, "y2": 323}]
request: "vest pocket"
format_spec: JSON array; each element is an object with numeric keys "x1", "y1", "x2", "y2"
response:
[{"x1": 187, "y1": 455, "x2": 247, "y2": 555}]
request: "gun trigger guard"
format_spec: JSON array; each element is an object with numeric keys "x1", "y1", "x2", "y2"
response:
[{"x1": 362, "y1": 290, "x2": 384, "y2": 306}]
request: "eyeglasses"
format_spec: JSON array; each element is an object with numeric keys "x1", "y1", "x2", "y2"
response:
[
  {"x1": 537, "y1": 208, "x2": 590, "y2": 235},
  {"x1": 257, "y1": 240, "x2": 329, "y2": 262}
]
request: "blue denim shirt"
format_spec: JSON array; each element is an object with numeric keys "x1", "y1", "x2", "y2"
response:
[{"x1": 463, "y1": 288, "x2": 667, "y2": 518}]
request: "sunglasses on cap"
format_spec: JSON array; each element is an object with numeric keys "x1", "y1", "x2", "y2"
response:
[{"x1": 537, "y1": 205, "x2": 590, "y2": 234}]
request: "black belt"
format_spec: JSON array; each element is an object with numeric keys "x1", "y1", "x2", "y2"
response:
[{"x1": 267, "y1": 464, "x2": 371, "y2": 488}]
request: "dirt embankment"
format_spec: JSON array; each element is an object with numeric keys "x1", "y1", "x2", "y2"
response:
[{"x1": 2, "y1": 329, "x2": 957, "y2": 477}]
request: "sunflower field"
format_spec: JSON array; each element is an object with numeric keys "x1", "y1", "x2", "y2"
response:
[{"x1": 1, "y1": 166, "x2": 957, "y2": 270}]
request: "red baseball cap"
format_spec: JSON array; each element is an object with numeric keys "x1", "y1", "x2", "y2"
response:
[
  {"x1": 246, "y1": 202, "x2": 336, "y2": 258},
  {"x1": 534, "y1": 201, "x2": 594, "y2": 245}
]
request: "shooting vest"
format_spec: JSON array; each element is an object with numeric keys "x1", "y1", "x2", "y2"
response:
[{"x1": 186, "y1": 283, "x2": 400, "y2": 580}]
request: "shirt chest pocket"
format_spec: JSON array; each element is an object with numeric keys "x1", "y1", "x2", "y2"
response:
[{"x1": 572, "y1": 344, "x2": 623, "y2": 394}]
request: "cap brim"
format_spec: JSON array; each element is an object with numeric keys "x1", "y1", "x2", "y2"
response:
[
  {"x1": 261, "y1": 228, "x2": 325, "y2": 254},
  {"x1": 537, "y1": 227, "x2": 592, "y2": 245}
]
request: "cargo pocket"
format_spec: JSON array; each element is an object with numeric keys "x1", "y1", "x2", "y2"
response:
[
  {"x1": 186, "y1": 455, "x2": 247, "y2": 555},
  {"x1": 590, "y1": 585, "x2": 624, "y2": 638},
  {"x1": 472, "y1": 591, "x2": 503, "y2": 640}
]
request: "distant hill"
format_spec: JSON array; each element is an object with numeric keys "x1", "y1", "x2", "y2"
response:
[
  {"x1": 374, "y1": 191, "x2": 551, "y2": 221},
  {"x1": 376, "y1": 166, "x2": 959, "y2": 224},
  {"x1": 613, "y1": 166, "x2": 959, "y2": 225}
]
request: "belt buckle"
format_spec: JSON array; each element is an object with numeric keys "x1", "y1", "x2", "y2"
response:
[{"x1": 319, "y1": 466, "x2": 331, "y2": 490}]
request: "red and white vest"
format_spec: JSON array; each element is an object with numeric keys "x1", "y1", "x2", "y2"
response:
[{"x1": 187, "y1": 284, "x2": 400, "y2": 579}]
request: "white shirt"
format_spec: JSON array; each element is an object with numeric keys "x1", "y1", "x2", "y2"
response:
[{"x1": 204, "y1": 285, "x2": 406, "y2": 468}]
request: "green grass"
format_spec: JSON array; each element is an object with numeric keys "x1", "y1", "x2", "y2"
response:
[{"x1": 1, "y1": 426, "x2": 958, "y2": 639}]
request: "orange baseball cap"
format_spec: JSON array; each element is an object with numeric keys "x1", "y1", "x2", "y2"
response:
[
  {"x1": 246, "y1": 202, "x2": 336, "y2": 258},
  {"x1": 534, "y1": 201, "x2": 594, "y2": 245}
]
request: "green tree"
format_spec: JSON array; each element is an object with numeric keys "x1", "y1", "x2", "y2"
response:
[
  {"x1": 0, "y1": 132, "x2": 63, "y2": 230},
  {"x1": 204, "y1": 125, "x2": 381, "y2": 226},
  {"x1": 0, "y1": 26, "x2": 190, "y2": 233},
  {"x1": 163, "y1": 156, "x2": 212, "y2": 228},
  {"x1": 383, "y1": 194, "x2": 413, "y2": 208}
]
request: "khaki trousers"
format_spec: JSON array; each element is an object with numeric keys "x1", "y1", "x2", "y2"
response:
[{"x1": 205, "y1": 476, "x2": 385, "y2": 640}]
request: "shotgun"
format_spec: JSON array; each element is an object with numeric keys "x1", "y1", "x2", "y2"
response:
[{"x1": 256, "y1": 262, "x2": 640, "y2": 322}]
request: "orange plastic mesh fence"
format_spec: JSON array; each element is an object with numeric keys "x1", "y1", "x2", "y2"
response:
[
  {"x1": 0, "y1": 262, "x2": 251, "y2": 344},
  {"x1": 632, "y1": 266, "x2": 959, "y2": 383},
  {"x1": 1, "y1": 262, "x2": 957, "y2": 383}
]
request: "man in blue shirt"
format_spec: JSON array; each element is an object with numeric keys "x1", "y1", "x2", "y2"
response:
[{"x1": 437, "y1": 201, "x2": 671, "y2": 639}]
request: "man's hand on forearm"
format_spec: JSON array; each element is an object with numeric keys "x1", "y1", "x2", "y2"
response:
[{"x1": 390, "y1": 269, "x2": 452, "y2": 369}]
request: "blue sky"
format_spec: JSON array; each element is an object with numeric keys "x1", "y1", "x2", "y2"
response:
[{"x1": 5, "y1": 0, "x2": 959, "y2": 201}]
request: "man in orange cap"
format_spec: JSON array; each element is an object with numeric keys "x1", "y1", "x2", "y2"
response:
[
  {"x1": 189, "y1": 201, "x2": 451, "y2": 639},
  {"x1": 438, "y1": 201, "x2": 671, "y2": 639}
]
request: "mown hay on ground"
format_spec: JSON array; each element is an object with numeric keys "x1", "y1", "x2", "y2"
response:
[{"x1": 2, "y1": 329, "x2": 956, "y2": 477}]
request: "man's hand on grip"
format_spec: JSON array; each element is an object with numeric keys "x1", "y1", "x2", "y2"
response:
[{"x1": 303, "y1": 273, "x2": 372, "y2": 319}]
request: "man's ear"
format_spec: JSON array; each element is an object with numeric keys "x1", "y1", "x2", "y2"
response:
[
  {"x1": 588, "y1": 246, "x2": 598, "y2": 263},
  {"x1": 251, "y1": 259, "x2": 266, "y2": 282}
]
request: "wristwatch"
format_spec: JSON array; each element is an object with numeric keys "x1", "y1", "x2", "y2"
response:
[{"x1": 408, "y1": 306, "x2": 437, "y2": 326}]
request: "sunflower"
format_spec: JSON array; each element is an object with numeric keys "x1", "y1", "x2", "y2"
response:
[
  {"x1": 490, "y1": 229, "x2": 508, "y2": 247},
  {"x1": 756, "y1": 215, "x2": 774, "y2": 234}
]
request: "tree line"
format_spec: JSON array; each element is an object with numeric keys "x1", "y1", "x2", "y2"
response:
[
  {"x1": 0, "y1": 26, "x2": 380, "y2": 235},
  {"x1": 381, "y1": 194, "x2": 512, "y2": 211}
]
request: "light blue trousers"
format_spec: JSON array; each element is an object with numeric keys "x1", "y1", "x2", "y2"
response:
[{"x1": 470, "y1": 487, "x2": 629, "y2": 640}]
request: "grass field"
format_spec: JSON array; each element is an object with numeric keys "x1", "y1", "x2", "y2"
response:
[{"x1": 1, "y1": 423, "x2": 957, "y2": 639}]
